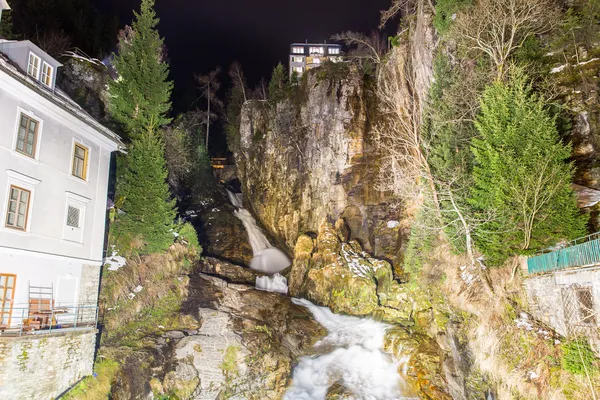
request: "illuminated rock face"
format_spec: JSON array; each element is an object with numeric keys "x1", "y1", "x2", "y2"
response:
[{"x1": 235, "y1": 66, "x2": 404, "y2": 272}]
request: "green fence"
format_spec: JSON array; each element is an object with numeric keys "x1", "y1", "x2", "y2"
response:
[{"x1": 527, "y1": 233, "x2": 600, "y2": 274}]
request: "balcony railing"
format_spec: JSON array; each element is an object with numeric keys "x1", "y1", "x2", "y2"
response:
[
  {"x1": 0, "y1": 304, "x2": 99, "y2": 337},
  {"x1": 527, "y1": 232, "x2": 600, "y2": 274}
]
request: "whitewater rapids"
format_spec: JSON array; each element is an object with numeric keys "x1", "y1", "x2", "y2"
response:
[{"x1": 285, "y1": 298, "x2": 409, "y2": 400}]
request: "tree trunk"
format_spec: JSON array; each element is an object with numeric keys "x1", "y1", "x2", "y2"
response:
[{"x1": 206, "y1": 88, "x2": 211, "y2": 150}]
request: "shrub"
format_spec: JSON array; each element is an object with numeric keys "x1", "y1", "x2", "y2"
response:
[
  {"x1": 176, "y1": 221, "x2": 201, "y2": 253},
  {"x1": 561, "y1": 338, "x2": 598, "y2": 376},
  {"x1": 434, "y1": 0, "x2": 472, "y2": 35}
]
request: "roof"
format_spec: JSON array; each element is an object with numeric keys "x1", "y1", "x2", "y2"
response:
[
  {"x1": 0, "y1": 52, "x2": 123, "y2": 149},
  {"x1": 0, "y1": 40, "x2": 62, "y2": 68},
  {"x1": 0, "y1": 0, "x2": 10, "y2": 10},
  {"x1": 291, "y1": 43, "x2": 341, "y2": 47}
]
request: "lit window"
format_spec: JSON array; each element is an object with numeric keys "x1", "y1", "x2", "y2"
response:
[
  {"x1": 15, "y1": 114, "x2": 39, "y2": 158},
  {"x1": 329, "y1": 47, "x2": 340, "y2": 55},
  {"x1": 309, "y1": 47, "x2": 324, "y2": 54},
  {"x1": 292, "y1": 66, "x2": 304, "y2": 74},
  {"x1": 292, "y1": 56, "x2": 304, "y2": 63},
  {"x1": 5, "y1": 186, "x2": 30, "y2": 230},
  {"x1": 27, "y1": 53, "x2": 41, "y2": 79},
  {"x1": 66, "y1": 205, "x2": 81, "y2": 228},
  {"x1": 292, "y1": 46, "x2": 304, "y2": 54},
  {"x1": 41, "y1": 62, "x2": 53, "y2": 87},
  {"x1": 72, "y1": 144, "x2": 89, "y2": 180},
  {"x1": 313, "y1": 58, "x2": 321, "y2": 64},
  {"x1": 0, "y1": 274, "x2": 16, "y2": 326}
]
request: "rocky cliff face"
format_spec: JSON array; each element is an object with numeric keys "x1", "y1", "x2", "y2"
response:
[{"x1": 235, "y1": 67, "x2": 403, "y2": 269}]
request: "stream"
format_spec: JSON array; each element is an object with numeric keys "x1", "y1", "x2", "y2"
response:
[{"x1": 227, "y1": 190, "x2": 410, "y2": 399}]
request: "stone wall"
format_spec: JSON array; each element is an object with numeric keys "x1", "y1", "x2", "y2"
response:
[
  {"x1": 0, "y1": 330, "x2": 96, "y2": 399},
  {"x1": 524, "y1": 266, "x2": 600, "y2": 338}
]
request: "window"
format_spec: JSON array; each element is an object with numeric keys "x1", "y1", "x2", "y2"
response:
[
  {"x1": 329, "y1": 47, "x2": 340, "y2": 55},
  {"x1": 66, "y1": 205, "x2": 81, "y2": 228},
  {"x1": 0, "y1": 274, "x2": 16, "y2": 326},
  {"x1": 72, "y1": 143, "x2": 89, "y2": 180},
  {"x1": 41, "y1": 62, "x2": 53, "y2": 87},
  {"x1": 27, "y1": 53, "x2": 41, "y2": 79},
  {"x1": 15, "y1": 114, "x2": 39, "y2": 158},
  {"x1": 292, "y1": 56, "x2": 304, "y2": 63},
  {"x1": 313, "y1": 58, "x2": 321, "y2": 64},
  {"x1": 292, "y1": 46, "x2": 304, "y2": 54},
  {"x1": 576, "y1": 287, "x2": 596, "y2": 324},
  {"x1": 5, "y1": 186, "x2": 30, "y2": 230},
  {"x1": 292, "y1": 66, "x2": 304, "y2": 74},
  {"x1": 309, "y1": 46, "x2": 324, "y2": 54}
]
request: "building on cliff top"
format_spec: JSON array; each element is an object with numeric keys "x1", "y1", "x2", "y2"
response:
[
  {"x1": 0, "y1": 5, "x2": 124, "y2": 397},
  {"x1": 289, "y1": 42, "x2": 342, "y2": 78}
]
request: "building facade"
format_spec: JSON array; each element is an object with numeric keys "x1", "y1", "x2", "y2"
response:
[
  {"x1": 289, "y1": 42, "x2": 343, "y2": 78},
  {"x1": 0, "y1": 39, "x2": 122, "y2": 328}
]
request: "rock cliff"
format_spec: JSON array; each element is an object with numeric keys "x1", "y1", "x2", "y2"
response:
[{"x1": 235, "y1": 66, "x2": 404, "y2": 269}]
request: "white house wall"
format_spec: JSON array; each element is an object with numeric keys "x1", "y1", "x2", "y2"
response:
[{"x1": 0, "y1": 69, "x2": 114, "y2": 264}]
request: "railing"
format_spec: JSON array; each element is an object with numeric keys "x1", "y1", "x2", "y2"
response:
[
  {"x1": 527, "y1": 232, "x2": 600, "y2": 274},
  {"x1": 0, "y1": 304, "x2": 99, "y2": 337}
]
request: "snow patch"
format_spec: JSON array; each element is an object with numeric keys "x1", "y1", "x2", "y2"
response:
[
  {"x1": 103, "y1": 250, "x2": 127, "y2": 271},
  {"x1": 387, "y1": 220, "x2": 400, "y2": 229}
]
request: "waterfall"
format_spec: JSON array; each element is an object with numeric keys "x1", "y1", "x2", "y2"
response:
[
  {"x1": 285, "y1": 298, "x2": 411, "y2": 400},
  {"x1": 227, "y1": 190, "x2": 290, "y2": 293}
]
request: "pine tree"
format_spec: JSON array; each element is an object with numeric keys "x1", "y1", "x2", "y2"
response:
[
  {"x1": 470, "y1": 70, "x2": 587, "y2": 264},
  {"x1": 108, "y1": 0, "x2": 172, "y2": 137},
  {"x1": 108, "y1": 0, "x2": 176, "y2": 254},
  {"x1": 117, "y1": 126, "x2": 176, "y2": 254},
  {"x1": 268, "y1": 62, "x2": 287, "y2": 102}
]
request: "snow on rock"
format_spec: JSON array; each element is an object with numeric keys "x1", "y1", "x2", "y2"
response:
[
  {"x1": 387, "y1": 220, "x2": 400, "y2": 229},
  {"x1": 133, "y1": 285, "x2": 143, "y2": 293},
  {"x1": 103, "y1": 251, "x2": 127, "y2": 271}
]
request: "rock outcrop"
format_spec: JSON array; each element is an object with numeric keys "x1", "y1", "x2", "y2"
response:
[{"x1": 235, "y1": 66, "x2": 403, "y2": 268}]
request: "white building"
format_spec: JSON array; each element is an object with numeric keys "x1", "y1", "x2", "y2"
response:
[{"x1": 0, "y1": 38, "x2": 123, "y2": 329}]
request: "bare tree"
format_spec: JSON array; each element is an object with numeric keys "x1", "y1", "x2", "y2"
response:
[
  {"x1": 331, "y1": 30, "x2": 387, "y2": 66},
  {"x1": 195, "y1": 67, "x2": 223, "y2": 149},
  {"x1": 454, "y1": 0, "x2": 559, "y2": 79},
  {"x1": 228, "y1": 61, "x2": 247, "y2": 102},
  {"x1": 250, "y1": 78, "x2": 268, "y2": 101}
]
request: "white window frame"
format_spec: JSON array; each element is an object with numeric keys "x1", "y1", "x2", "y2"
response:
[
  {"x1": 292, "y1": 46, "x2": 304, "y2": 54},
  {"x1": 329, "y1": 47, "x2": 340, "y2": 55},
  {"x1": 11, "y1": 108, "x2": 43, "y2": 163},
  {"x1": 292, "y1": 56, "x2": 304, "y2": 63},
  {"x1": 27, "y1": 52, "x2": 41, "y2": 80},
  {"x1": 292, "y1": 66, "x2": 304, "y2": 74},
  {"x1": 309, "y1": 47, "x2": 324, "y2": 54},
  {"x1": 69, "y1": 139, "x2": 91, "y2": 183},
  {"x1": 41, "y1": 62, "x2": 54, "y2": 88},
  {"x1": 62, "y1": 192, "x2": 90, "y2": 244},
  {"x1": 2, "y1": 170, "x2": 40, "y2": 234}
]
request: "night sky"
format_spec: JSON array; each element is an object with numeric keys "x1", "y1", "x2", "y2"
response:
[{"x1": 92, "y1": 0, "x2": 394, "y2": 110}]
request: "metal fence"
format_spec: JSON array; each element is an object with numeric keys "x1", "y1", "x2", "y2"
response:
[
  {"x1": 527, "y1": 233, "x2": 600, "y2": 274},
  {"x1": 0, "y1": 304, "x2": 98, "y2": 337}
]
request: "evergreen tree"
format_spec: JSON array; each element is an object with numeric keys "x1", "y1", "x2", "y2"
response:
[
  {"x1": 108, "y1": 0, "x2": 172, "y2": 137},
  {"x1": 117, "y1": 126, "x2": 176, "y2": 254},
  {"x1": 108, "y1": 0, "x2": 176, "y2": 254},
  {"x1": 470, "y1": 70, "x2": 587, "y2": 264},
  {"x1": 268, "y1": 62, "x2": 287, "y2": 102}
]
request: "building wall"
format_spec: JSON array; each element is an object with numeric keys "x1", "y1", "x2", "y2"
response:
[
  {"x1": 0, "y1": 330, "x2": 96, "y2": 400},
  {"x1": 524, "y1": 266, "x2": 600, "y2": 337},
  {"x1": 0, "y1": 68, "x2": 114, "y2": 264}
]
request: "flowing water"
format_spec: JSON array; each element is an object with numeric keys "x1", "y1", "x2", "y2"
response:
[
  {"x1": 227, "y1": 190, "x2": 290, "y2": 293},
  {"x1": 227, "y1": 190, "x2": 411, "y2": 399},
  {"x1": 285, "y1": 299, "x2": 410, "y2": 400}
]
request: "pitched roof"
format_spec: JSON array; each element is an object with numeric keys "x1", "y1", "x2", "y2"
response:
[{"x1": 0, "y1": 0, "x2": 10, "y2": 11}]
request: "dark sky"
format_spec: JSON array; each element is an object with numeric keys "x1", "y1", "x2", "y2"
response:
[{"x1": 92, "y1": 0, "x2": 394, "y2": 110}]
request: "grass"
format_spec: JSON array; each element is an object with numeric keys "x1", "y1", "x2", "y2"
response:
[{"x1": 62, "y1": 358, "x2": 120, "y2": 400}]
